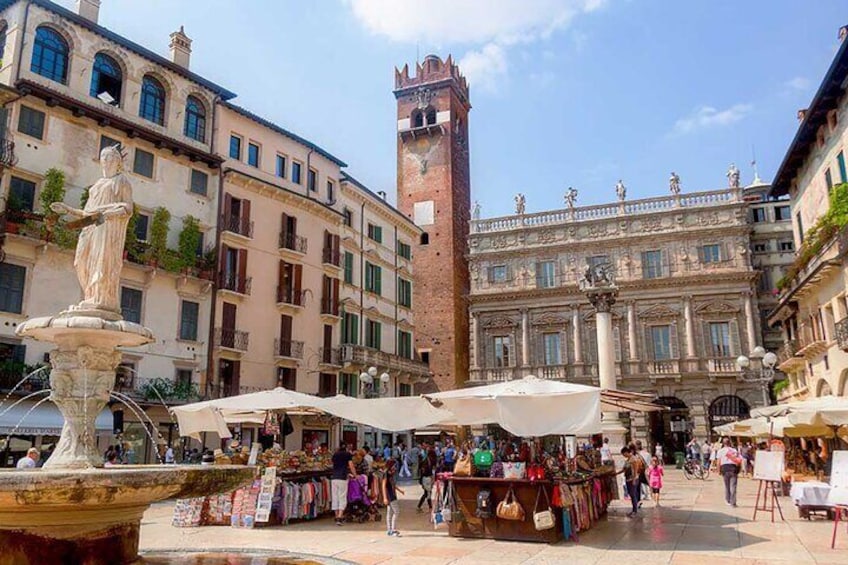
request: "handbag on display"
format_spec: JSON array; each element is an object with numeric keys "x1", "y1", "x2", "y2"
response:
[
  {"x1": 454, "y1": 454, "x2": 473, "y2": 477},
  {"x1": 503, "y1": 462, "x2": 526, "y2": 480},
  {"x1": 441, "y1": 481, "x2": 453, "y2": 523},
  {"x1": 496, "y1": 486, "x2": 526, "y2": 521},
  {"x1": 528, "y1": 464, "x2": 546, "y2": 481},
  {"x1": 476, "y1": 488, "x2": 494, "y2": 519},
  {"x1": 489, "y1": 461, "x2": 504, "y2": 478},
  {"x1": 532, "y1": 486, "x2": 556, "y2": 531}
]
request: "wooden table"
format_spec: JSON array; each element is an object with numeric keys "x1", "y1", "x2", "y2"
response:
[{"x1": 448, "y1": 477, "x2": 561, "y2": 543}]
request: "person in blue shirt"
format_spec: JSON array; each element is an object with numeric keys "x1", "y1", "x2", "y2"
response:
[{"x1": 443, "y1": 440, "x2": 457, "y2": 472}]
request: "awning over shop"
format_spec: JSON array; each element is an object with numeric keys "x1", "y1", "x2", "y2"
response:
[
  {"x1": 752, "y1": 396, "x2": 848, "y2": 427},
  {"x1": 0, "y1": 400, "x2": 112, "y2": 435}
]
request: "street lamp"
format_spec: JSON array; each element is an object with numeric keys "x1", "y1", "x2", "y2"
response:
[
  {"x1": 736, "y1": 346, "x2": 778, "y2": 407},
  {"x1": 359, "y1": 366, "x2": 390, "y2": 398}
]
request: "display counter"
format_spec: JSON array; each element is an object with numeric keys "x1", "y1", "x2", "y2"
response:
[
  {"x1": 449, "y1": 477, "x2": 561, "y2": 543},
  {"x1": 447, "y1": 471, "x2": 617, "y2": 544}
]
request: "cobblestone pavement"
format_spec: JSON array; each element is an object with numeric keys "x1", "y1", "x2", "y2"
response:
[{"x1": 139, "y1": 469, "x2": 848, "y2": 564}]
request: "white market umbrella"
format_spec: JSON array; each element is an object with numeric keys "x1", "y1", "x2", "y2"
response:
[
  {"x1": 426, "y1": 375, "x2": 602, "y2": 437},
  {"x1": 320, "y1": 395, "x2": 453, "y2": 432},
  {"x1": 751, "y1": 396, "x2": 848, "y2": 427}
]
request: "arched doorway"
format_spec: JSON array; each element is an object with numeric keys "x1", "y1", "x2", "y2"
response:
[
  {"x1": 709, "y1": 395, "x2": 750, "y2": 437},
  {"x1": 649, "y1": 396, "x2": 690, "y2": 464}
]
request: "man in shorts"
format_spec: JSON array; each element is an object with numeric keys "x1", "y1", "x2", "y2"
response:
[{"x1": 331, "y1": 443, "x2": 355, "y2": 525}]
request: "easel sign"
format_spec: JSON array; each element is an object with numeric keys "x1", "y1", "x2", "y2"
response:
[
  {"x1": 827, "y1": 451, "x2": 848, "y2": 506},
  {"x1": 753, "y1": 451, "x2": 784, "y2": 482}
]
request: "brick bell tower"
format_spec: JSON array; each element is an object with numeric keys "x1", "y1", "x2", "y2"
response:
[{"x1": 394, "y1": 54, "x2": 471, "y2": 392}]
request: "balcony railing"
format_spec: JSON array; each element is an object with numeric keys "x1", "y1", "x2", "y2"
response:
[
  {"x1": 837, "y1": 318, "x2": 848, "y2": 352},
  {"x1": 276, "y1": 286, "x2": 306, "y2": 306},
  {"x1": 537, "y1": 365, "x2": 569, "y2": 380},
  {"x1": 777, "y1": 340, "x2": 799, "y2": 364},
  {"x1": 0, "y1": 366, "x2": 48, "y2": 394},
  {"x1": 222, "y1": 214, "x2": 254, "y2": 238},
  {"x1": 218, "y1": 272, "x2": 252, "y2": 295},
  {"x1": 214, "y1": 327, "x2": 250, "y2": 351},
  {"x1": 274, "y1": 339, "x2": 304, "y2": 359},
  {"x1": 707, "y1": 358, "x2": 737, "y2": 373},
  {"x1": 341, "y1": 344, "x2": 430, "y2": 378},
  {"x1": 322, "y1": 247, "x2": 341, "y2": 267},
  {"x1": 321, "y1": 298, "x2": 340, "y2": 317},
  {"x1": 113, "y1": 374, "x2": 201, "y2": 405},
  {"x1": 320, "y1": 347, "x2": 342, "y2": 366},
  {"x1": 279, "y1": 232, "x2": 308, "y2": 254},
  {"x1": 646, "y1": 360, "x2": 679, "y2": 374}
]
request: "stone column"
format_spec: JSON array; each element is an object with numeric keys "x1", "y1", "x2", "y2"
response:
[
  {"x1": 585, "y1": 288, "x2": 626, "y2": 449},
  {"x1": 521, "y1": 309, "x2": 530, "y2": 370},
  {"x1": 572, "y1": 306, "x2": 582, "y2": 363},
  {"x1": 627, "y1": 301, "x2": 638, "y2": 361},
  {"x1": 744, "y1": 291, "x2": 758, "y2": 349},
  {"x1": 684, "y1": 295, "x2": 696, "y2": 358},
  {"x1": 470, "y1": 312, "x2": 480, "y2": 370}
]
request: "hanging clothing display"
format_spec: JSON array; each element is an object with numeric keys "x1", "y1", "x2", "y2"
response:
[{"x1": 275, "y1": 476, "x2": 331, "y2": 523}]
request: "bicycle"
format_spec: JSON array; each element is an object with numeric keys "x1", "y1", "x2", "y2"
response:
[{"x1": 683, "y1": 458, "x2": 705, "y2": 480}]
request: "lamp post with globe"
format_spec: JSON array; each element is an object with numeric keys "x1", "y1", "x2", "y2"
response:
[
  {"x1": 735, "y1": 346, "x2": 778, "y2": 407},
  {"x1": 359, "y1": 366, "x2": 391, "y2": 398}
]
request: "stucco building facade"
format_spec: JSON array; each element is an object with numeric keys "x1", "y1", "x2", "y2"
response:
[
  {"x1": 468, "y1": 186, "x2": 764, "y2": 452},
  {"x1": 769, "y1": 26, "x2": 848, "y2": 401}
]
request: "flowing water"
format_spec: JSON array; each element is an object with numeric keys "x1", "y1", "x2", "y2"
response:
[
  {"x1": 109, "y1": 391, "x2": 164, "y2": 464},
  {"x1": 0, "y1": 366, "x2": 50, "y2": 413},
  {"x1": 2, "y1": 396, "x2": 53, "y2": 447},
  {"x1": 0, "y1": 389, "x2": 51, "y2": 420}
]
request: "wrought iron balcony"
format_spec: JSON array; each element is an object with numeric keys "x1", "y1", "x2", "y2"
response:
[
  {"x1": 214, "y1": 327, "x2": 250, "y2": 351},
  {"x1": 837, "y1": 318, "x2": 848, "y2": 352},
  {"x1": 276, "y1": 285, "x2": 306, "y2": 307},
  {"x1": 222, "y1": 214, "x2": 254, "y2": 238},
  {"x1": 0, "y1": 365, "x2": 48, "y2": 394},
  {"x1": 322, "y1": 247, "x2": 341, "y2": 267},
  {"x1": 274, "y1": 339, "x2": 304, "y2": 359},
  {"x1": 113, "y1": 373, "x2": 201, "y2": 405},
  {"x1": 320, "y1": 347, "x2": 342, "y2": 366},
  {"x1": 218, "y1": 272, "x2": 252, "y2": 295},
  {"x1": 279, "y1": 232, "x2": 308, "y2": 254}
]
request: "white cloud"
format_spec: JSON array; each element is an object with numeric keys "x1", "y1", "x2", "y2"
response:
[
  {"x1": 348, "y1": 0, "x2": 605, "y2": 45},
  {"x1": 459, "y1": 43, "x2": 508, "y2": 93},
  {"x1": 672, "y1": 104, "x2": 753, "y2": 135},
  {"x1": 347, "y1": 0, "x2": 604, "y2": 91},
  {"x1": 785, "y1": 76, "x2": 811, "y2": 92}
]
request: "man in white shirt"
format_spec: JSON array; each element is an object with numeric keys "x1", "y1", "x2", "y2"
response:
[
  {"x1": 164, "y1": 445, "x2": 175, "y2": 464},
  {"x1": 715, "y1": 438, "x2": 741, "y2": 506},
  {"x1": 600, "y1": 437, "x2": 613, "y2": 465},
  {"x1": 16, "y1": 448, "x2": 39, "y2": 469}
]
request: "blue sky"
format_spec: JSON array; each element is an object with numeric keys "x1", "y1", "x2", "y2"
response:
[{"x1": 64, "y1": 0, "x2": 845, "y2": 217}]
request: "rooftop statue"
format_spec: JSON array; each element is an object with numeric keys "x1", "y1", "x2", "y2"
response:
[
  {"x1": 615, "y1": 179, "x2": 626, "y2": 201},
  {"x1": 514, "y1": 193, "x2": 526, "y2": 215},
  {"x1": 565, "y1": 187, "x2": 578, "y2": 210},
  {"x1": 669, "y1": 171, "x2": 681, "y2": 195},
  {"x1": 726, "y1": 163, "x2": 740, "y2": 189}
]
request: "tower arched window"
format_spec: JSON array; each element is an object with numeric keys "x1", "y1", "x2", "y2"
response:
[
  {"x1": 184, "y1": 95, "x2": 206, "y2": 142},
  {"x1": 0, "y1": 24, "x2": 7, "y2": 64},
  {"x1": 426, "y1": 107, "x2": 437, "y2": 125},
  {"x1": 31, "y1": 26, "x2": 68, "y2": 84},
  {"x1": 411, "y1": 109, "x2": 423, "y2": 128},
  {"x1": 90, "y1": 52, "x2": 122, "y2": 104},
  {"x1": 139, "y1": 75, "x2": 166, "y2": 125}
]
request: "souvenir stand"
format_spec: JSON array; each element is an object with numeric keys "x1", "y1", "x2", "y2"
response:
[{"x1": 425, "y1": 376, "x2": 662, "y2": 544}]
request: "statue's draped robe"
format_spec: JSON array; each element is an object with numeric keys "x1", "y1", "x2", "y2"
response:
[{"x1": 74, "y1": 173, "x2": 132, "y2": 312}]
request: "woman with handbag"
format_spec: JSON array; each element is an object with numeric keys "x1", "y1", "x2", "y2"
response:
[
  {"x1": 382, "y1": 459, "x2": 405, "y2": 536},
  {"x1": 716, "y1": 438, "x2": 741, "y2": 507},
  {"x1": 621, "y1": 446, "x2": 644, "y2": 517}
]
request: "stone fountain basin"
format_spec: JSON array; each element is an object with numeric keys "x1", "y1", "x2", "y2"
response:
[{"x1": 0, "y1": 464, "x2": 255, "y2": 510}]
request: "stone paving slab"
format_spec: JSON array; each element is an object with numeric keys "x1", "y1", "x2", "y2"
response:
[{"x1": 140, "y1": 471, "x2": 848, "y2": 564}]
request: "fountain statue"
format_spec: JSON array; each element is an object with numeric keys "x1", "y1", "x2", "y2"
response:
[{"x1": 0, "y1": 147, "x2": 254, "y2": 564}]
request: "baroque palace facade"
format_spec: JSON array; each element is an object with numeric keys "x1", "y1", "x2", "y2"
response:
[{"x1": 468, "y1": 186, "x2": 766, "y2": 450}]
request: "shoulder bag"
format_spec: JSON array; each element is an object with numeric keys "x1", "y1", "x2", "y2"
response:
[
  {"x1": 503, "y1": 462, "x2": 526, "y2": 480},
  {"x1": 454, "y1": 454, "x2": 473, "y2": 477},
  {"x1": 533, "y1": 485, "x2": 556, "y2": 531},
  {"x1": 496, "y1": 485, "x2": 526, "y2": 521}
]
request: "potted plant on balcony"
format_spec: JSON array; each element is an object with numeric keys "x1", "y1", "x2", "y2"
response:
[
  {"x1": 197, "y1": 246, "x2": 217, "y2": 281},
  {"x1": 178, "y1": 215, "x2": 202, "y2": 277},
  {"x1": 146, "y1": 206, "x2": 170, "y2": 268}
]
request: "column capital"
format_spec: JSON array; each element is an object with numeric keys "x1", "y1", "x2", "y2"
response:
[
  {"x1": 587, "y1": 291, "x2": 617, "y2": 313},
  {"x1": 682, "y1": 293, "x2": 693, "y2": 302}
]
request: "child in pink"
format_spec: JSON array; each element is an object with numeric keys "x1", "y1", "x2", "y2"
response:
[{"x1": 648, "y1": 455, "x2": 664, "y2": 507}]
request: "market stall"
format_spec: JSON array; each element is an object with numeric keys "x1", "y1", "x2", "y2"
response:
[{"x1": 425, "y1": 376, "x2": 661, "y2": 543}]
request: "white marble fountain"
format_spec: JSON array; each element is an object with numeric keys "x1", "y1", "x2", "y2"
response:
[{"x1": 0, "y1": 146, "x2": 254, "y2": 564}]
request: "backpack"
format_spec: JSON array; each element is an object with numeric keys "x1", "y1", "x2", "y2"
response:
[{"x1": 476, "y1": 487, "x2": 494, "y2": 519}]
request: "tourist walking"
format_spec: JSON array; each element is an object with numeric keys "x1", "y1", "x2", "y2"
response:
[
  {"x1": 417, "y1": 449, "x2": 436, "y2": 512},
  {"x1": 739, "y1": 442, "x2": 750, "y2": 477},
  {"x1": 621, "y1": 446, "x2": 644, "y2": 517},
  {"x1": 409, "y1": 443, "x2": 421, "y2": 480},
  {"x1": 443, "y1": 440, "x2": 457, "y2": 472},
  {"x1": 635, "y1": 440, "x2": 651, "y2": 503},
  {"x1": 331, "y1": 443, "x2": 355, "y2": 525},
  {"x1": 716, "y1": 438, "x2": 741, "y2": 507},
  {"x1": 383, "y1": 459, "x2": 405, "y2": 536},
  {"x1": 16, "y1": 448, "x2": 39, "y2": 469},
  {"x1": 648, "y1": 455, "x2": 664, "y2": 506},
  {"x1": 701, "y1": 440, "x2": 712, "y2": 471},
  {"x1": 399, "y1": 444, "x2": 412, "y2": 479}
]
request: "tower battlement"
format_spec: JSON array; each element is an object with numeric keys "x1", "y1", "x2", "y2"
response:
[{"x1": 394, "y1": 54, "x2": 470, "y2": 102}]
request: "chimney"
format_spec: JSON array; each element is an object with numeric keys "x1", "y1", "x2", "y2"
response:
[
  {"x1": 169, "y1": 26, "x2": 192, "y2": 68},
  {"x1": 75, "y1": 0, "x2": 101, "y2": 23},
  {"x1": 839, "y1": 25, "x2": 848, "y2": 42},
  {"x1": 797, "y1": 108, "x2": 808, "y2": 122},
  {"x1": 377, "y1": 190, "x2": 387, "y2": 200}
]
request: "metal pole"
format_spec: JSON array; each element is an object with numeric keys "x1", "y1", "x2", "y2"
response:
[{"x1": 761, "y1": 380, "x2": 770, "y2": 407}]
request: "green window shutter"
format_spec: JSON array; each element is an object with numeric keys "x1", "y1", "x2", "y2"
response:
[
  {"x1": 375, "y1": 322, "x2": 382, "y2": 349},
  {"x1": 375, "y1": 266, "x2": 382, "y2": 295},
  {"x1": 365, "y1": 263, "x2": 372, "y2": 291},
  {"x1": 352, "y1": 314, "x2": 359, "y2": 344},
  {"x1": 376, "y1": 226, "x2": 382, "y2": 243},
  {"x1": 729, "y1": 319, "x2": 741, "y2": 356}
]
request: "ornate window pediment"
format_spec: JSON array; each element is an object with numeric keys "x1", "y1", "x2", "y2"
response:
[
  {"x1": 531, "y1": 312, "x2": 568, "y2": 327},
  {"x1": 638, "y1": 304, "x2": 679, "y2": 321},
  {"x1": 482, "y1": 316, "x2": 517, "y2": 329},
  {"x1": 695, "y1": 300, "x2": 740, "y2": 319}
]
